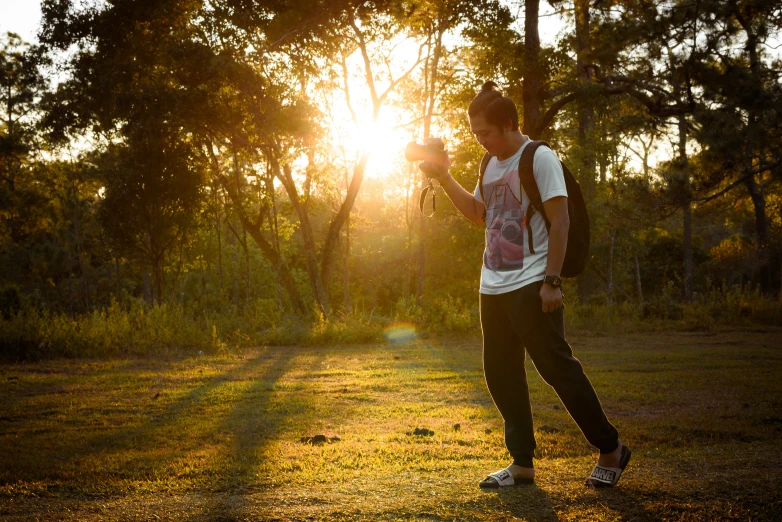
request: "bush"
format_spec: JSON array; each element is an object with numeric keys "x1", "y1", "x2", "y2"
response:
[
  {"x1": 392, "y1": 295, "x2": 478, "y2": 334},
  {"x1": 426, "y1": 296, "x2": 477, "y2": 332},
  {"x1": 641, "y1": 282, "x2": 683, "y2": 320},
  {"x1": 1, "y1": 287, "x2": 779, "y2": 359},
  {"x1": 566, "y1": 301, "x2": 642, "y2": 332}
]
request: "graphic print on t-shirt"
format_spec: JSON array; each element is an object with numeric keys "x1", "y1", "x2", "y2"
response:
[{"x1": 483, "y1": 169, "x2": 526, "y2": 271}]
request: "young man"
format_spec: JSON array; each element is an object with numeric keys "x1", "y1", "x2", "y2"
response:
[{"x1": 428, "y1": 82, "x2": 630, "y2": 488}]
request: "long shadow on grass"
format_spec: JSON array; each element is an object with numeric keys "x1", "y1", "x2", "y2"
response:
[
  {"x1": 198, "y1": 347, "x2": 328, "y2": 519},
  {"x1": 549, "y1": 484, "x2": 734, "y2": 521},
  {"x1": 0, "y1": 358, "x2": 148, "y2": 423},
  {"x1": 412, "y1": 339, "x2": 492, "y2": 406},
  {"x1": 350, "y1": 484, "x2": 557, "y2": 521},
  {"x1": 9, "y1": 347, "x2": 300, "y2": 491},
  {"x1": 479, "y1": 485, "x2": 558, "y2": 521}
]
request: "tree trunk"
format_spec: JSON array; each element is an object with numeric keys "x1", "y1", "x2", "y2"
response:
[
  {"x1": 114, "y1": 251, "x2": 121, "y2": 304},
  {"x1": 152, "y1": 250, "x2": 165, "y2": 305},
  {"x1": 243, "y1": 211, "x2": 305, "y2": 316},
  {"x1": 319, "y1": 151, "x2": 370, "y2": 301},
  {"x1": 273, "y1": 159, "x2": 331, "y2": 316},
  {"x1": 173, "y1": 241, "x2": 184, "y2": 302},
  {"x1": 575, "y1": 0, "x2": 596, "y2": 195},
  {"x1": 199, "y1": 251, "x2": 206, "y2": 303},
  {"x1": 231, "y1": 221, "x2": 239, "y2": 308},
  {"x1": 634, "y1": 245, "x2": 643, "y2": 306},
  {"x1": 736, "y1": 13, "x2": 771, "y2": 294},
  {"x1": 608, "y1": 227, "x2": 615, "y2": 304},
  {"x1": 303, "y1": 119, "x2": 314, "y2": 210},
  {"x1": 231, "y1": 151, "x2": 242, "y2": 307},
  {"x1": 745, "y1": 174, "x2": 770, "y2": 292},
  {"x1": 405, "y1": 162, "x2": 414, "y2": 306},
  {"x1": 320, "y1": 14, "x2": 421, "y2": 300},
  {"x1": 743, "y1": 57, "x2": 770, "y2": 293},
  {"x1": 143, "y1": 231, "x2": 153, "y2": 305},
  {"x1": 416, "y1": 182, "x2": 426, "y2": 300},
  {"x1": 226, "y1": 219, "x2": 251, "y2": 309},
  {"x1": 214, "y1": 182, "x2": 224, "y2": 292},
  {"x1": 143, "y1": 269, "x2": 152, "y2": 305},
  {"x1": 206, "y1": 143, "x2": 306, "y2": 315},
  {"x1": 678, "y1": 115, "x2": 693, "y2": 302},
  {"x1": 244, "y1": 226, "x2": 250, "y2": 306},
  {"x1": 344, "y1": 213, "x2": 351, "y2": 311},
  {"x1": 522, "y1": 0, "x2": 543, "y2": 138},
  {"x1": 268, "y1": 173, "x2": 284, "y2": 314}
]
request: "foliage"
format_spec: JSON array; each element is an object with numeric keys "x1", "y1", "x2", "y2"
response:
[
  {"x1": 3, "y1": 285, "x2": 782, "y2": 359},
  {"x1": 0, "y1": 0, "x2": 780, "y2": 354}
]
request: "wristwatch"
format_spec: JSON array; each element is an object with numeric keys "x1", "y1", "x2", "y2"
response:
[{"x1": 543, "y1": 275, "x2": 562, "y2": 288}]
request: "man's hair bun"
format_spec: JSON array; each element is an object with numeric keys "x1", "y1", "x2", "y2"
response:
[
  {"x1": 468, "y1": 80, "x2": 518, "y2": 131},
  {"x1": 481, "y1": 81, "x2": 501, "y2": 93}
]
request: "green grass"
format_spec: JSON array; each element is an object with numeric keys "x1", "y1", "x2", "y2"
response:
[{"x1": 1, "y1": 329, "x2": 781, "y2": 520}]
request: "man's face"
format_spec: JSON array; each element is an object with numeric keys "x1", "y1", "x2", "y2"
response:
[{"x1": 469, "y1": 112, "x2": 508, "y2": 156}]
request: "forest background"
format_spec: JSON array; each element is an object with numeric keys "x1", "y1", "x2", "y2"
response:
[{"x1": 1, "y1": 0, "x2": 781, "y2": 358}]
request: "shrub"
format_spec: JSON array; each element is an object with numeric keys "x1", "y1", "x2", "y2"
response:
[
  {"x1": 642, "y1": 282, "x2": 684, "y2": 320},
  {"x1": 425, "y1": 296, "x2": 477, "y2": 333},
  {"x1": 1, "y1": 286, "x2": 779, "y2": 359},
  {"x1": 566, "y1": 301, "x2": 642, "y2": 333}
]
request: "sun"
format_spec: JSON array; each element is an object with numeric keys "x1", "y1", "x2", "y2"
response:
[
  {"x1": 353, "y1": 116, "x2": 410, "y2": 180},
  {"x1": 320, "y1": 38, "x2": 423, "y2": 183},
  {"x1": 325, "y1": 97, "x2": 413, "y2": 182}
]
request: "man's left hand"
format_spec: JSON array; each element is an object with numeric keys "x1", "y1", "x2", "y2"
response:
[{"x1": 539, "y1": 283, "x2": 563, "y2": 313}]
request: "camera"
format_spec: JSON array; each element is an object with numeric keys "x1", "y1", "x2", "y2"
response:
[
  {"x1": 405, "y1": 137, "x2": 445, "y2": 162},
  {"x1": 405, "y1": 138, "x2": 447, "y2": 179}
]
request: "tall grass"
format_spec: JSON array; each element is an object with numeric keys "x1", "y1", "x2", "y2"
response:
[
  {"x1": 0, "y1": 297, "x2": 384, "y2": 359},
  {"x1": 1, "y1": 288, "x2": 779, "y2": 359}
]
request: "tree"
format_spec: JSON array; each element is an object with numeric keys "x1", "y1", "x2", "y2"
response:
[
  {"x1": 0, "y1": 32, "x2": 47, "y2": 242},
  {"x1": 41, "y1": 0, "x2": 211, "y2": 304},
  {"x1": 98, "y1": 125, "x2": 206, "y2": 304},
  {"x1": 690, "y1": 0, "x2": 782, "y2": 294}
]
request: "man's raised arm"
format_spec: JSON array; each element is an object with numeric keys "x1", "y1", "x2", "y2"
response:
[{"x1": 437, "y1": 174, "x2": 485, "y2": 226}]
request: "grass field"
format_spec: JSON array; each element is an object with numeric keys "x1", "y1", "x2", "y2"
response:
[{"x1": 1, "y1": 329, "x2": 781, "y2": 521}]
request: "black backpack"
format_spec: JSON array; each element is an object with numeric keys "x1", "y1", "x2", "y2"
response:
[{"x1": 479, "y1": 141, "x2": 590, "y2": 278}]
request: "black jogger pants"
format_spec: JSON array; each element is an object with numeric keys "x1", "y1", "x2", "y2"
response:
[{"x1": 480, "y1": 281, "x2": 619, "y2": 467}]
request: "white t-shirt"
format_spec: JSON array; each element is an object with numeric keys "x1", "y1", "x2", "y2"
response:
[{"x1": 473, "y1": 139, "x2": 568, "y2": 295}]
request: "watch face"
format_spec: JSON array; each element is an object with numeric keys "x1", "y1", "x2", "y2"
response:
[{"x1": 546, "y1": 275, "x2": 561, "y2": 287}]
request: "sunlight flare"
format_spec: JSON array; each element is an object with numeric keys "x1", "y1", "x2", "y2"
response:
[{"x1": 383, "y1": 322, "x2": 417, "y2": 343}]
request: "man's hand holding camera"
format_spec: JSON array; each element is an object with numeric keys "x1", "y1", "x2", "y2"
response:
[{"x1": 405, "y1": 138, "x2": 451, "y2": 184}]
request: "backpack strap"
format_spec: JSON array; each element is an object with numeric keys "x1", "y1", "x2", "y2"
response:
[
  {"x1": 478, "y1": 152, "x2": 491, "y2": 203},
  {"x1": 518, "y1": 141, "x2": 552, "y2": 254}
]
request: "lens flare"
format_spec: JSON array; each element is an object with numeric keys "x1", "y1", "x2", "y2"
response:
[{"x1": 383, "y1": 322, "x2": 417, "y2": 343}]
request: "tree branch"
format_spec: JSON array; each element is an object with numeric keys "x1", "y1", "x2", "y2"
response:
[
  {"x1": 694, "y1": 159, "x2": 782, "y2": 205},
  {"x1": 377, "y1": 42, "x2": 425, "y2": 108},
  {"x1": 348, "y1": 14, "x2": 378, "y2": 108},
  {"x1": 533, "y1": 92, "x2": 578, "y2": 136}
]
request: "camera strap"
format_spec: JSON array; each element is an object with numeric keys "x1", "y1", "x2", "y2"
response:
[{"x1": 419, "y1": 178, "x2": 436, "y2": 218}]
